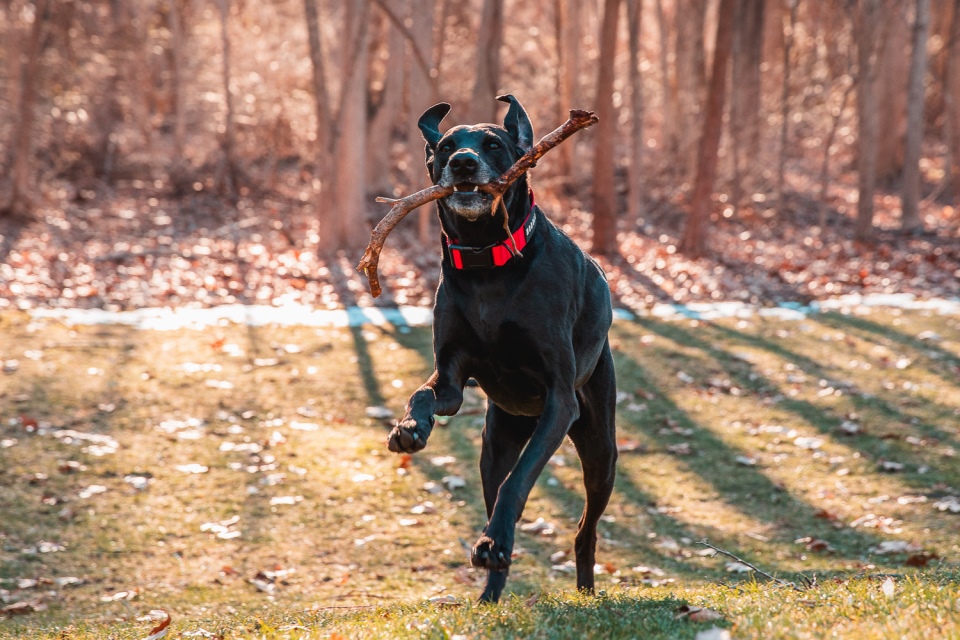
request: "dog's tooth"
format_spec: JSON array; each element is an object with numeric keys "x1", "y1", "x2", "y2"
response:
[{"x1": 472, "y1": 185, "x2": 478, "y2": 192}]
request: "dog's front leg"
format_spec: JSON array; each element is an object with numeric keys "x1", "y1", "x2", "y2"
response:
[
  {"x1": 387, "y1": 362, "x2": 465, "y2": 454},
  {"x1": 472, "y1": 387, "x2": 579, "y2": 573}
]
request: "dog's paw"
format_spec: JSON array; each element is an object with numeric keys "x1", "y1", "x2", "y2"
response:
[
  {"x1": 387, "y1": 418, "x2": 430, "y2": 453},
  {"x1": 471, "y1": 535, "x2": 512, "y2": 571}
]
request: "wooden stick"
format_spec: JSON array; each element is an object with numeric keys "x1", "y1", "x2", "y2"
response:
[
  {"x1": 697, "y1": 540, "x2": 805, "y2": 592},
  {"x1": 356, "y1": 109, "x2": 599, "y2": 298}
]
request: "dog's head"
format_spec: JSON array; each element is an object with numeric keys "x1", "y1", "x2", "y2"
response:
[{"x1": 418, "y1": 95, "x2": 533, "y2": 222}]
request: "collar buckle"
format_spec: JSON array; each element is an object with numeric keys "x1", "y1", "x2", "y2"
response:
[{"x1": 446, "y1": 243, "x2": 496, "y2": 269}]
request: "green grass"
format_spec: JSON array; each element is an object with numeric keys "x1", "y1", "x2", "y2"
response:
[{"x1": 0, "y1": 308, "x2": 958, "y2": 638}]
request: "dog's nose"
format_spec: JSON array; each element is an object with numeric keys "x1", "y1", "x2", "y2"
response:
[{"x1": 448, "y1": 150, "x2": 479, "y2": 175}]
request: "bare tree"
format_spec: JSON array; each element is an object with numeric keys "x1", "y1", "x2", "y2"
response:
[
  {"x1": 217, "y1": 0, "x2": 238, "y2": 198},
  {"x1": 304, "y1": 0, "x2": 332, "y2": 178},
  {"x1": 168, "y1": 0, "x2": 187, "y2": 162},
  {"x1": 818, "y1": 77, "x2": 855, "y2": 230},
  {"x1": 555, "y1": 0, "x2": 581, "y2": 179},
  {"x1": 875, "y1": 6, "x2": 909, "y2": 182},
  {"x1": 945, "y1": 0, "x2": 960, "y2": 201},
  {"x1": 676, "y1": 0, "x2": 708, "y2": 180},
  {"x1": 776, "y1": 0, "x2": 798, "y2": 206},
  {"x1": 680, "y1": 0, "x2": 735, "y2": 258},
  {"x1": 367, "y1": 2, "x2": 406, "y2": 196},
  {"x1": 855, "y1": 0, "x2": 882, "y2": 242},
  {"x1": 328, "y1": 0, "x2": 371, "y2": 251},
  {"x1": 590, "y1": 0, "x2": 622, "y2": 255},
  {"x1": 471, "y1": 0, "x2": 504, "y2": 123},
  {"x1": 731, "y1": 0, "x2": 765, "y2": 207},
  {"x1": 655, "y1": 0, "x2": 680, "y2": 160},
  {"x1": 626, "y1": 0, "x2": 644, "y2": 222},
  {"x1": 2, "y1": 0, "x2": 48, "y2": 219},
  {"x1": 901, "y1": 0, "x2": 931, "y2": 233},
  {"x1": 407, "y1": 0, "x2": 439, "y2": 244}
]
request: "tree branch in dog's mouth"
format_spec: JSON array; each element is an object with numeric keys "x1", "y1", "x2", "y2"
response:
[{"x1": 357, "y1": 109, "x2": 600, "y2": 298}]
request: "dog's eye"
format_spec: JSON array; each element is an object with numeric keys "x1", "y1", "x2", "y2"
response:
[
  {"x1": 487, "y1": 140, "x2": 501, "y2": 150},
  {"x1": 439, "y1": 142, "x2": 453, "y2": 153}
]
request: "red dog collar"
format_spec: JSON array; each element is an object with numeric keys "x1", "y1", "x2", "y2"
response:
[{"x1": 444, "y1": 192, "x2": 537, "y2": 270}]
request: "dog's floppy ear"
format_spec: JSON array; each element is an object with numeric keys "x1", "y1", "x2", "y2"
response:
[
  {"x1": 418, "y1": 102, "x2": 451, "y2": 168},
  {"x1": 497, "y1": 94, "x2": 534, "y2": 154}
]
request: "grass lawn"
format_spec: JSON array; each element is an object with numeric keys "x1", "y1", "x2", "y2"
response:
[{"x1": 0, "y1": 307, "x2": 958, "y2": 639}]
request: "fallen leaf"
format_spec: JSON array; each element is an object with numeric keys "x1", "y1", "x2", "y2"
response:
[
  {"x1": 1, "y1": 599, "x2": 47, "y2": 618},
  {"x1": 795, "y1": 537, "x2": 835, "y2": 553},
  {"x1": 519, "y1": 517, "x2": 557, "y2": 536},
  {"x1": 616, "y1": 438, "x2": 646, "y2": 453},
  {"x1": 793, "y1": 436, "x2": 824, "y2": 450},
  {"x1": 933, "y1": 496, "x2": 960, "y2": 513},
  {"x1": 365, "y1": 406, "x2": 393, "y2": 420},
  {"x1": 667, "y1": 442, "x2": 693, "y2": 456},
  {"x1": 675, "y1": 604, "x2": 724, "y2": 622},
  {"x1": 905, "y1": 551, "x2": 938, "y2": 567},
  {"x1": 176, "y1": 463, "x2": 209, "y2": 474},
  {"x1": 725, "y1": 562, "x2": 754, "y2": 573},
  {"x1": 441, "y1": 475, "x2": 466, "y2": 490},
  {"x1": 870, "y1": 540, "x2": 921, "y2": 555},
  {"x1": 881, "y1": 576, "x2": 895, "y2": 599},
  {"x1": 838, "y1": 420, "x2": 861, "y2": 435},
  {"x1": 427, "y1": 594, "x2": 460, "y2": 606},
  {"x1": 410, "y1": 501, "x2": 437, "y2": 515},
  {"x1": 100, "y1": 589, "x2": 140, "y2": 602},
  {"x1": 143, "y1": 609, "x2": 171, "y2": 640}
]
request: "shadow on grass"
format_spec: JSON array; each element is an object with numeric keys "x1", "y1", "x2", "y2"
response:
[
  {"x1": 817, "y1": 312, "x2": 960, "y2": 381},
  {"x1": 611, "y1": 341, "x2": 894, "y2": 568},
  {"x1": 701, "y1": 319, "x2": 960, "y2": 486}
]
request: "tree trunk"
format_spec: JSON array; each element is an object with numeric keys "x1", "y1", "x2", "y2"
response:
[
  {"x1": 875, "y1": 5, "x2": 909, "y2": 182},
  {"x1": 3, "y1": 0, "x2": 47, "y2": 219},
  {"x1": 626, "y1": 0, "x2": 644, "y2": 222},
  {"x1": 946, "y1": 0, "x2": 960, "y2": 201},
  {"x1": 676, "y1": 0, "x2": 708, "y2": 181},
  {"x1": 655, "y1": 0, "x2": 679, "y2": 159},
  {"x1": 731, "y1": 0, "x2": 765, "y2": 206},
  {"x1": 775, "y1": 0, "x2": 797, "y2": 206},
  {"x1": 680, "y1": 0, "x2": 735, "y2": 258},
  {"x1": 590, "y1": 0, "x2": 622, "y2": 255},
  {"x1": 555, "y1": 0, "x2": 581, "y2": 179},
  {"x1": 471, "y1": 0, "x2": 504, "y2": 123},
  {"x1": 217, "y1": 0, "x2": 237, "y2": 198},
  {"x1": 168, "y1": 0, "x2": 186, "y2": 161},
  {"x1": 901, "y1": 0, "x2": 931, "y2": 232},
  {"x1": 367, "y1": 2, "x2": 405, "y2": 196},
  {"x1": 855, "y1": 0, "x2": 881, "y2": 242},
  {"x1": 819, "y1": 79, "x2": 854, "y2": 230},
  {"x1": 303, "y1": 0, "x2": 331, "y2": 177},
  {"x1": 327, "y1": 0, "x2": 371, "y2": 252},
  {"x1": 406, "y1": 0, "x2": 438, "y2": 244}
]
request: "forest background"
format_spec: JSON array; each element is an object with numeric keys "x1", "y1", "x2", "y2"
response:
[{"x1": 0, "y1": 0, "x2": 959, "y2": 315}]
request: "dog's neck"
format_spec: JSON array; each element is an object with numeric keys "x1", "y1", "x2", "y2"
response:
[{"x1": 437, "y1": 176, "x2": 531, "y2": 248}]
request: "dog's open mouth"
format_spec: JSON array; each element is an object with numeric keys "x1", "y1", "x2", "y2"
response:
[{"x1": 443, "y1": 183, "x2": 492, "y2": 219}]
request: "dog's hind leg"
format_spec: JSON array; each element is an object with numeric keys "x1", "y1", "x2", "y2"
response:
[
  {"x1": 566, "y1": 344, "x2": 617, "y2": 593},
  {"x1": 477, "y1": 403, "x2": 536, "y2": 603}
]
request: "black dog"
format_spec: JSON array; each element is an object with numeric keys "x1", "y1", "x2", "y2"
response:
[{"x1": 387, "y1": 95, "x2": 617, "y2": 603}]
